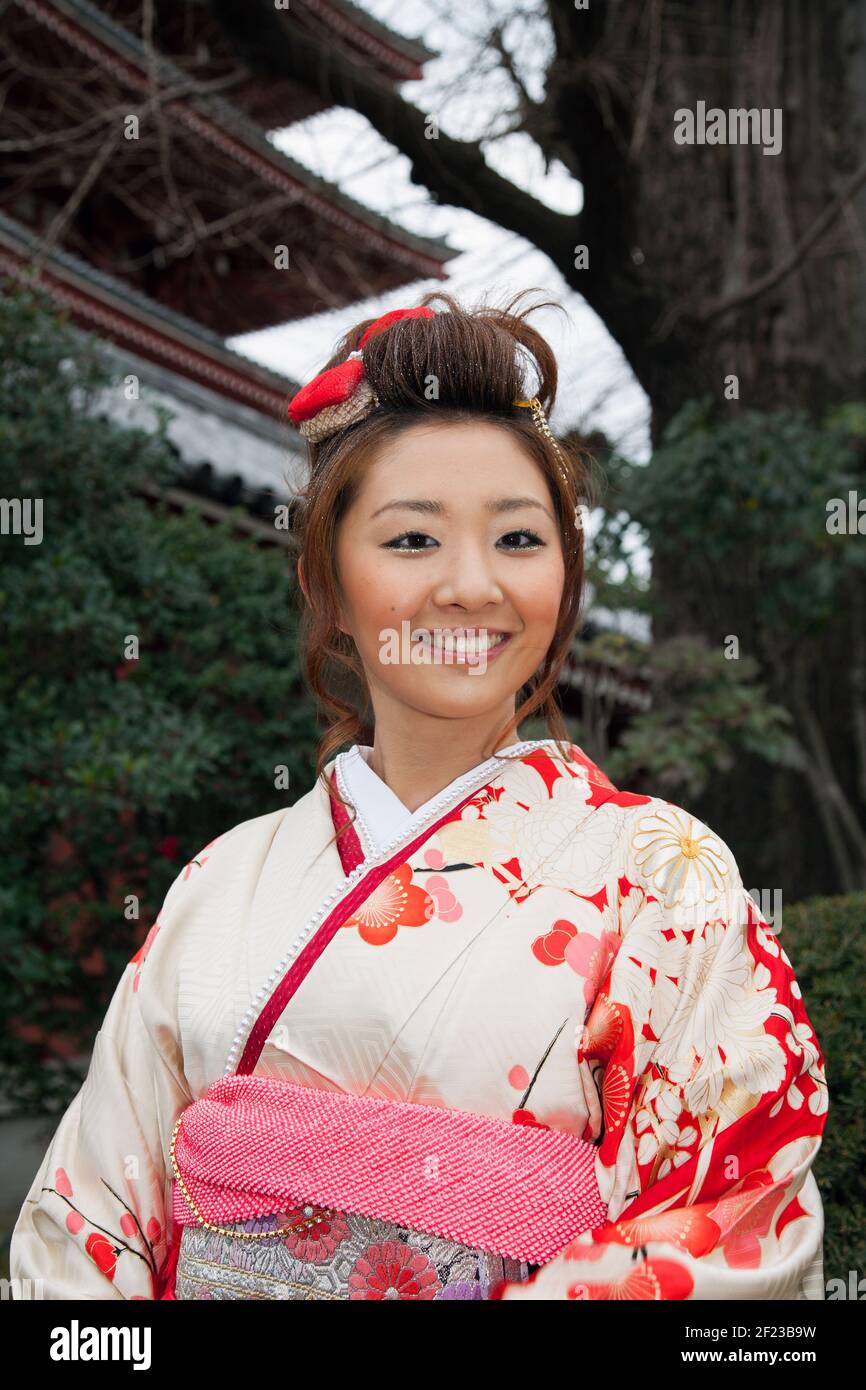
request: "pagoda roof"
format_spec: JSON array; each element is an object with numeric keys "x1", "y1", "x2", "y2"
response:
[
  {"x1": 4, "y1": 0, "x2": 456, "y2": 334},
  {"x1": 102, "y1": 0, "x2": 436, "y2": 110},
  {"x1": 321, "y1": 0, "x2": 436, "y2": 68},
  {"x1": 0, "y1": 208, "x2": 301, "y2": 422}
]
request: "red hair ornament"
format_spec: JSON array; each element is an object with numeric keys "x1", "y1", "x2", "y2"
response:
[{"x1": 287, "y1": 306, "x2": 436, "y2": 443}]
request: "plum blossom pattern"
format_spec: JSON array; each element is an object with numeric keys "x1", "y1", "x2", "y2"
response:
[
  {"x1": 419, "y1": 848, "x2": 464, "y2": 922},
  {"x1": 42, "y1": 1164, "x2": 161, "y2": 1288},
  {"x1": 341, "y1": 863, "x2": 434, "y2": 945},
  {"x1": 11, "y1": 744, "x2": 827, "y2": 1304}
]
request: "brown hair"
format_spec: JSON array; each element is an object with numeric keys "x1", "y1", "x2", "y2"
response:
[{"x1": 287, "y1": 288, "x2": 595, "y2": 837}]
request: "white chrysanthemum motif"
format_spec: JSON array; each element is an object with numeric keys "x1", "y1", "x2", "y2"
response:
[
  {"x1": 757, "y1": 922, "x2": 781, "y2": 957},
  {"x1": 634, "y1": 1081, "x2": 698, "y2": 1178},
  {"x1": 489, "y1": 775, "x2": 620, "y2": 891},
  {"x1": 630, "y1": 804, "x2": 731, "y2": 910},
  {"x1": 786, "y1": 1021, "x2": 822, "y2": 1079},
  {"x1": 609, "y1": 899, "x2": 669, "y2": 1026},
  {"x1": 445, "y1": 761, "x2": 611, "y2": 890},
  {"x1": 650, "y1": 921, "x2": 785, "y2": 1114}
]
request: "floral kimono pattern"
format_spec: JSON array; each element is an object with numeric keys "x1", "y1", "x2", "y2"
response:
[{"x1": 10, "y1": 739, "x2": 828, "y2": 1300}]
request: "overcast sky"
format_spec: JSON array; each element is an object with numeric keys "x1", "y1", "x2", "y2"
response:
[{"x1": 229, "y1": 0, "x2": 651, "y2": 465}]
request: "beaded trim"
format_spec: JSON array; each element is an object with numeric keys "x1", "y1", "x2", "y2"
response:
[
  {"x1": 170, "y1": 1114, "x2": 343, "y2": 1241},
  {"x1": 222, "y1": 738, "x2": 552, "y2": 1076},
  {"x1": 333, "y1": 747, "x2": 377, "y2": 860}
]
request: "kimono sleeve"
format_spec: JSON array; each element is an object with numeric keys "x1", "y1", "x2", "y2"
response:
[
  {"x1": 9, "y1": 866, "x2": 195, "y2": 1300},
  {"x1": 496, "y1": 800, "x2": 829, "y2": 1301}
]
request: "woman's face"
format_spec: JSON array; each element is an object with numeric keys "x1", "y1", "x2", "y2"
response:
[{"x1": 333, "y1": 420, "x2": 566, "y2": 732}]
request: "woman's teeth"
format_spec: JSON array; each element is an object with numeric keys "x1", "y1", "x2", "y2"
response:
[{"x1": 417, "y1": 630, "x2": 508, "y2": 660}]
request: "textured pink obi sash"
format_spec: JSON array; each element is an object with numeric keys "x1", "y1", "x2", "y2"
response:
[{"x1": 171, "y1": 1073, "x2": 607, "y2": 1265}]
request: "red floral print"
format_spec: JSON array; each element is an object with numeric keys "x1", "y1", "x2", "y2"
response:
[
  {"x1": 348, "y1": 1241, "x2": 441, "y2": 1299},
  {"x1": 342, "y1": 864, "x2": 434, "y2": 946}
]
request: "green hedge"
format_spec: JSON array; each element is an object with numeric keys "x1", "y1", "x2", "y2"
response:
[
  {"x1": 781, "y1": 892, "x2": 866, "y2": 1285},
  {"x1": 0, "y1": 287, "x2": 320, "y2": 1111}
]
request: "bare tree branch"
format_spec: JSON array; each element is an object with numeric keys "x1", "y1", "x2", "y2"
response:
[
  {"x1": 699, "y1": 158, "x2": 866, "y2": 321},
  {"x1": 206, "y1": 0, "x2": 579, "y2": 270}
]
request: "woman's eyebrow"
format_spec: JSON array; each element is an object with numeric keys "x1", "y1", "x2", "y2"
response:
[
  {"x1": 370, "y1": 496, "x2": 551, "y2": 519},
  {"x1": 370, "y1": 498, "x2": 443, "y2": 519}
]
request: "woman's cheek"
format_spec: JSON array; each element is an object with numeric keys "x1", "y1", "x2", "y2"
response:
[{"x1": 516, "y1": 564, "x2": 565, "y2": 626}]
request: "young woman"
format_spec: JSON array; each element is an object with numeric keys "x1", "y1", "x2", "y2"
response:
[{"x1": 12, "y1": 293, "x2": 828, "y2": 1301}]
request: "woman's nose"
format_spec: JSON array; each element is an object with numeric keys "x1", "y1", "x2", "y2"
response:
[{"x1": 430, "y1": 544, "x2": 504, "y2": 610}]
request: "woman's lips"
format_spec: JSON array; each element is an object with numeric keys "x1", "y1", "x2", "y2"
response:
[{"x1": 412, "y1": 629, "x2": 515, "y2": 667}]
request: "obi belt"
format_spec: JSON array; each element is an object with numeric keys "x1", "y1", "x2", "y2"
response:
[{"x1": 162, "y1": 1074, "x2": 607, "y2": 1301}]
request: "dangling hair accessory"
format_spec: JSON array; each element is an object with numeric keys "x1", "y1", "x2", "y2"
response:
[
  {"x1": 288, "y1": 306, "x2": 436, "y2": 443},
  {"x1": 514, "y1": 398, "x2": 583, "y2": 538},
  {"x1": 513, "y1": 398, "x2": 569, "y2": 486}
]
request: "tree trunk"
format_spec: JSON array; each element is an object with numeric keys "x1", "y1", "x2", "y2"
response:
[{"x1": 207, "y1": 0, "x2": 866, "y2": 894}]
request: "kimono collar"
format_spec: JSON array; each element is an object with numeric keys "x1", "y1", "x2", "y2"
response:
[{"x1": 335, "y1": 742, "x2": 529, "y2": 859}]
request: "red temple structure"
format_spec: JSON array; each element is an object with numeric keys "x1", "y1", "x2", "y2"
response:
[{"x1": 0, "y1": 0, "x2": 456, "y2": 534}]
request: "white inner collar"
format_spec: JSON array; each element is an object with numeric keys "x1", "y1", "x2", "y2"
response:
[{"x1": 336, "y1": 741, "x2": 529, "y2": 858}]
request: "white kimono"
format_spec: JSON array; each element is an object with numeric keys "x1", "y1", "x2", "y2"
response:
[{"x1": 11, "y1": 738, "x2": 828, "y2": 1300}]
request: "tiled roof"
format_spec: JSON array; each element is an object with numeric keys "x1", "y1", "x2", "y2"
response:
[
  {"x1": 0, "y1": 209, "x2": 300, "y2": 418},
  {"x1": 15, "y1": 0, "x2": 455, "y2": 273}
]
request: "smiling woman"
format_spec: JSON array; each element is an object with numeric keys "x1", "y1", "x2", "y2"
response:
[
  {"x1": 11, "y1": 292, "x2": 828, "y2": 1302},
  {"x1": 290, "y1": 291, "x2": 589, "y2": 815}
]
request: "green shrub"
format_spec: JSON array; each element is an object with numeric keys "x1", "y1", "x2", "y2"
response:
[
  {"x1": 781, "y1": 892, "x2": 866, "y2": 1285},
  {"x1": 0, "y1": 286, "x2": 319, "y2": 1111}
]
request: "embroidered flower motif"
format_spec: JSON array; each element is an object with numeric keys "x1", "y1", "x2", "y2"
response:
[
  {"x1": 437, "y1": 756, "x2": 609, "y2": 892},
  {"x1": 348, "y1": 1241, "x2": 441, "y2": 1299},
  {"x1": 635, "y1": 1083, "x2": 700, "y2": 1179},
  {"x1": 650, "y1": 921, "x2": 785, "y2": 1113},
  {"x1": 50, "y1": 1164, "x2": 161, "y2": 1288},
  {"x1": 532, "y1": 918, "x2": 578, "y2": 967},
  {"x1": 276, "y1": 1204, "x2": 350, "y2": 1262},
  {"x1": 342, "y1": 864, "x2": 435, "y2": 945},
  {"x1": 484, "y1": 769, "x2": 617, "y2": 894},
  {"x1": 631, "y1": 805, "x2": 730, "y2": 909}
]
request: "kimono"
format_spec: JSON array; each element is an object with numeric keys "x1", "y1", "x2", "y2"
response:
[{"x1": 10, "y1": 737, "x2": 828, "y2": 1301}]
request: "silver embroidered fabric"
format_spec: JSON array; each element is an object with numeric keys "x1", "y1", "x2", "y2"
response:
[{"x1": 174, "y1": 1206, "x2": 532, "y2": 1300}]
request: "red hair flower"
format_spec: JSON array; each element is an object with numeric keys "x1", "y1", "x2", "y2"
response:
[{"x1": 287, "y1": 305, "x2": 435, "y2": 442}]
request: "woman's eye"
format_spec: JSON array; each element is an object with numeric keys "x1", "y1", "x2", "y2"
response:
[
  {"x1": 381, "y1": 529, "x2": 545, "y2": 552},
  {"x1": 382, "y1": 532, "x2": 438, "y2": 551},
  {"x1": 498, "y1": 530, "x2": 545, "y2": 550}
]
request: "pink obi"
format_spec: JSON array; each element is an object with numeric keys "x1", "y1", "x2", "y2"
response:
[{"x1": 166, "y1": 1074, "x2": 607, "y2": 1300}]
